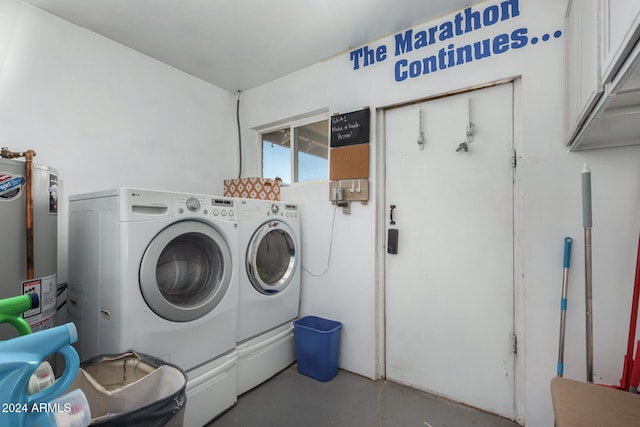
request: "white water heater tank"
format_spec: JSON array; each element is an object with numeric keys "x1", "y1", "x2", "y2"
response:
[{"x1": 0, "y1": 158, "x2": 59, "y2": 339}]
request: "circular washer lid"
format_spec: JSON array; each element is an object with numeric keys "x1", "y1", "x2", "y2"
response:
[{"x1": 139, "y1": 220, "x2": 232, "y2": 322}]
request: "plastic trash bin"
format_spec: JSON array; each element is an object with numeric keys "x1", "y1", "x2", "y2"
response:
[
  {"x1": 293, "y1": 316, "x2": 342, "y2": 381},
  {"x1": 65, "y1": 351, "x2": 187, "y2": 426}
]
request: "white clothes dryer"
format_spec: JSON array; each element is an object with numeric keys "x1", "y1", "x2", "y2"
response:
[
  {"x1": 236, "y1": 199, "x2": 301, "y2": 342},
  {"x1": 235, "y1": 198, "x2": 301, "y2": 394},
  {"x1": 67, "y1": 188, "x2": 239, "y2": 424}
]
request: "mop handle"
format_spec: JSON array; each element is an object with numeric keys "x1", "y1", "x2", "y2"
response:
[
  {"x1": 582, "y1": 163, "x2": 594, "y2": 383},
  {"x1": 558, "y1": 237, "x2": 573, "y2": 377},
  {"x1": 582, "y1": 164, "x2": 592, "y2": 227}
]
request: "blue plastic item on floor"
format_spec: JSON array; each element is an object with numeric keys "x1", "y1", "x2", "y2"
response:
[
  {"x1": 294, "y1": 316, "x2": 342, "y2": 381},
  {"x1": 0, "y1": 322, "x2": 81, "y2": 427}
]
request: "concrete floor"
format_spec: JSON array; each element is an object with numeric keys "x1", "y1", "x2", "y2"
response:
[{"x1": 208, "y1": 364, "x2": 520, "y2": 427}]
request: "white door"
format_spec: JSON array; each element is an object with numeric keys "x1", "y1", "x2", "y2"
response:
[{"x1": 384, "y1": 83, "x2": 515, "y2": 418}]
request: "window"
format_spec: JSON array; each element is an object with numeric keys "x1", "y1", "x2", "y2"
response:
[
  {"x1": 261, "y1": 117, "x2": 328, "y2": 184},
  {"x1": 262, "y1": 128, "x2": 291, "y2": 183}
]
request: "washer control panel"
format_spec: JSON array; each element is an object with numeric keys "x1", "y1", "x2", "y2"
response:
[
  {"x1": 210, "y1": 198, "x2": 235, "y2": 218},
  {"x1": 172, "y1": 194, "x2": 236, "y2": 220}
]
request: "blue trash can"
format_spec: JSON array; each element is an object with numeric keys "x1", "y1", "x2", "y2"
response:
[{"x1": 293, "y1": 316, "x2": 342, "y2": 381}]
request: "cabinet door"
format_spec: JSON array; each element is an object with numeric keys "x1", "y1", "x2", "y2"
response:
[
  {"x1": 565, "y1": 0, "x2": 602, "y2": 145},
  {"x1": 600, "y1": 0, "x2": 640, "y2": 84}
]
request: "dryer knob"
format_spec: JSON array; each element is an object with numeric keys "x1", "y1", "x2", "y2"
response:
[{"x1": 186, "y1": 197, "x2": 200, "y2": 212}]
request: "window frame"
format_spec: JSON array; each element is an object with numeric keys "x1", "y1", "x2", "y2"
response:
[{"x1": 258, "y1": 113, "x2": 330, "y2": 185}]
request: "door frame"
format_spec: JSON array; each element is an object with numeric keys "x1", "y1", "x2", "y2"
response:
[{"x1": 374, "y1": 77, "x2": 525, "y2": 424}]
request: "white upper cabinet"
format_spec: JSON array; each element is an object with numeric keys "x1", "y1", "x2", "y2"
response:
[
  {"x1": 565, "y1": 0, "x2": 602, "y2": 146},
  {"x1": 599, "y1": 0, "x2": 640, "y2": 84},
  {"x1": 567, "y1": 0, "x2": 640, "y2": 150}
]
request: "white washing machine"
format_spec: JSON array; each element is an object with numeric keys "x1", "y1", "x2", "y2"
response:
[
  {"x1": 235, "y1": 198, "x2": 301, "y2": 395},
  {"x1": 67, "y1": 188, "x2": 239, "y2": 426}
]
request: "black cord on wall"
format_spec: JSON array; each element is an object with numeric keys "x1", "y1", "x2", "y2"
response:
[
  {"x1": 236, "y1": 91, "x2": 242, "y2": 179},
  {"x1": 302, "y1": 205, "x2": 339, "y2": 277}
]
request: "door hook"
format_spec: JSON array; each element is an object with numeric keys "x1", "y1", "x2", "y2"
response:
[
  {"x1": 456, "y1": 123, "x2": 475, "y2": 153},
  {"x1": 417, "y1": 107, "x2": 425, "y2": 150},
  {"x1": 390, "y1": 205, "x2": 396, "y2": 225}
]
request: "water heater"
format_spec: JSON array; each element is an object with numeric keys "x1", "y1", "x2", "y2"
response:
[{"x1": 0, "y1": 157, "x2": 59, "y2": 339}]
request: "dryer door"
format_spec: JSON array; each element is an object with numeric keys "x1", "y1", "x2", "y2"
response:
[
  {"x1": 246, "y1": 220, "x2": 298, "y2": 295},
  {"x1": 139, "y1": 221, "x2": 232, "y2": 322}
]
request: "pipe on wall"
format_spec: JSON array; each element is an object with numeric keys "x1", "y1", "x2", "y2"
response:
[{"x1": 1, "y1": 147, "x2": 37, "y2": 280}]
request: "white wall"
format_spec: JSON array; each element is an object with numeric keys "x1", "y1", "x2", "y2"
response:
[
  {"x1": 243, "y1": 0, "x2": 640, "y2": 426},
  {"x1": 282, "y1": 182, "x2": 378, "y2": 378},
  {"x1": 0, "y1": 3, "x2": 238, "y2": 282},
  {"x1": 0, "y1": 0, "x2": 20, "y2": 74}
]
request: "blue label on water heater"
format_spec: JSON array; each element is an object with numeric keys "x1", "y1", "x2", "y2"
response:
[{"x1": 0, "y1": 173, "x2": 25, "y2": 200}]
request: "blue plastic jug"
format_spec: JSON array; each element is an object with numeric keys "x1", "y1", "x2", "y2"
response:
[{"x1": 0, "y1": 323, "x2": 80, "y2": 427}]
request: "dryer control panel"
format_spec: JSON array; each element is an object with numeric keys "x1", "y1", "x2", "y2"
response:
[
  {"x1": 283, "y1": 204, "x2": 299, "y2": 219},
  {"x1": 268, "y1": 202, "x2": 299, "y2": 220},
  {"x1": 237, "y1": 199, "x2": 299, "y2": 222}
]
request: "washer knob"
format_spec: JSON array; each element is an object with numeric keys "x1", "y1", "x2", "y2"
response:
[
  {"x1": 271, "y1": 204, "x2": 280, "y2": 215},
  {"x1": 186, "y1": 197, "x2": 200, "y2": 212}
]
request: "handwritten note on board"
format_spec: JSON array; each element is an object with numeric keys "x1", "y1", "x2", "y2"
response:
[{"x1": 330, "y1": 108, "x2": 370, "y2": 147}]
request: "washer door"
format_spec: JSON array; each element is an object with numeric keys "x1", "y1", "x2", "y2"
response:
[
  {"x1": 246, "y1": 220, "x2": 298, "y2": 295},
  {"x1": 139, "y1": 221, "x2": 232, "y2": 322}
]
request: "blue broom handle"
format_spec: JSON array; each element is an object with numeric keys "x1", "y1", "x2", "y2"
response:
[
  {"x1": 558, "y1": 237, "x2": 573, "y2": 377},
  {"x1": 563, "y1": 237, "x2": 573, "y2": 269}
]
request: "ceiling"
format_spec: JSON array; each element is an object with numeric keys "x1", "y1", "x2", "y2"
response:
[{"x1": 25, "y1": 0, "x2": 477, "y2": 92}]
